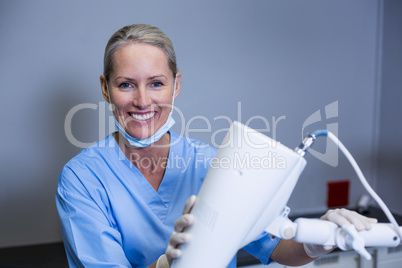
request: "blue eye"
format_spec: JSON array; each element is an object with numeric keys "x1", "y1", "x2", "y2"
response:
[
  {"x1": 120, "y1": 83, "x2": 132, "y2": 88},
  {"x1": 152, "y1": 82, "x2": 163, "y2": 87}
]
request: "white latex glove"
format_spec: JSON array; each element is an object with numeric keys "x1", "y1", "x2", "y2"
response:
[
  {"x1": 303, "y1": 208, "x2": 378, "y2": 258},
  {"x1": 158, "y1": 195, "x2": 197, "y2": 267},
  {"x1": 320, "y1": 208, "x2": 378, "y2": 231},
  {"x1": 155, "y1": 255, "x2": 169, "y2": 268}
]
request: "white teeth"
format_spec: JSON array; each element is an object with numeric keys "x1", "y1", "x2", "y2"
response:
[{"x1": 131, "y1": 112, "x2": 155, "y2": 121}]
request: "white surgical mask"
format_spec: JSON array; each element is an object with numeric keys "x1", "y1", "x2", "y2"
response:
[{"x1": 108, "y1": 75, "x2": 177, "y2": 147}]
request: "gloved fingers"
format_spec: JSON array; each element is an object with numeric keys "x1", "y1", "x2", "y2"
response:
[
  {"x1": 165, "y1": 232, "x2": 192, "y2": 265},
  {"x1": 164, "y1": 196, "x2": 197, "y2": 265},
  {"x1": 165, "y1": 244, "x2": 182, "y2": 265},
  {"x1": 155, "y1": 254, "x2": 169, "y2": 268},
  {"x1": 182, "y1": 195, "x2": 197, "y2": 214},
  {"x1": 174, "y1": 214, "x2": 195, "y2": 232},
  {"x1": 169, "y1": 231, "x2": 192, "y2": 248},
  {"x1": 320, "y1": 209, "x2": 350, "y2": 227},
  {"x1": 345, "y1": 209, "x2": 378, "y2": 230},
  {"x1": 321, "y1": 208, "x2": 378, "y2": 231},
  {"x1": 164, "y1": 195, "x2": 197, "y2": 265}
]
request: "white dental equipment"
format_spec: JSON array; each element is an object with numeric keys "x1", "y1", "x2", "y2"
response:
[{"x1": 172, "y1": 121, "x2": 402, "y2": 268}]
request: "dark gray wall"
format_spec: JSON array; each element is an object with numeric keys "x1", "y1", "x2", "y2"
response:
[
  {"x1": 377, "y1": 0, "x2": 402, "y2": 215},
  {"x1": 0, "y1": 0, "x2": 385, "y2": 247}
]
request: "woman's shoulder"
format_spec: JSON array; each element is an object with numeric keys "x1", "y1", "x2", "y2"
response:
[
  {"x1": 66, "y1": 134, "x2": 116, "y2": 165},
  {"x1": 58, "y1": 135, "x2": 118, "y2": 187}
]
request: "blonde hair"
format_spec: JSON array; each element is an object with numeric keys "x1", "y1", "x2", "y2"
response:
[{"x1": 103, "y1": 24, "x2": 177, "y2": 81}]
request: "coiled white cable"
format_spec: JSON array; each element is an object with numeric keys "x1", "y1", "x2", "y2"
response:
[{"x1": 327, "y1": 131, "x2": 402, "y2": 240}]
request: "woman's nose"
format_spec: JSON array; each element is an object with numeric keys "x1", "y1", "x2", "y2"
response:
[{"x1": 133, "y1": 88, "x2": 151, "y2": 109}]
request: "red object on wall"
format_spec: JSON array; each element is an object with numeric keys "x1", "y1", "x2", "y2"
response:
[{"x1": 327, "y1": 180, "x2": 350, "y2": 208}]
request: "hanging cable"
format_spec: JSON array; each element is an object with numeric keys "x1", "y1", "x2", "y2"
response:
[
  {"x1": 296, "y1": 130, "x2": 402, "y2": 240},
  {"x1": 326, "y1": 131, "x2": 402, "y2": 240}
]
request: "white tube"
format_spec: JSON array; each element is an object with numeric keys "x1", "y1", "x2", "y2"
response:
[
  {"x1": 359, "y1": 224, "x2": 401, "y2": 247},
  {"x1": 327, "y1": 132, "x2": 402, "y2": 240},
  {"x1": 293, "y1": 219, "x2": 401, "y2": 248},
  {"x1": 294, "y1": 218, "x2": 337, "y2": 246}
]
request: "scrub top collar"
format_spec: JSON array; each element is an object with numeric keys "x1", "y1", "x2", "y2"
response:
[{"x1": 112, "y1": 131, "x2": 184, "y2": 222}]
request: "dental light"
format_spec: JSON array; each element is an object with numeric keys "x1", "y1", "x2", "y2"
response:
[{"x1": 172, "y1": 121, "x2": 402, "y2": 268}]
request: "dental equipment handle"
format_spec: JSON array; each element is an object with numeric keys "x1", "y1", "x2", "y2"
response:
[
  {"x1": 293, "y1": 130, "x2": 402, "y2": 260},
  {"x1": 266, "y1": 215, "x2": 402, "y2": 261}
]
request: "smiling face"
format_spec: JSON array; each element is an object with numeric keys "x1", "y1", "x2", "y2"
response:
[{"x1": 101, "y1": 43, "x2": 180, "y2": 141}]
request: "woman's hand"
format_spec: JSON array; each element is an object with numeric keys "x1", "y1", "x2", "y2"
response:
[
  {"x1": 320, "y1": 208, "x2": 377, "y2": 230},
  {"x1": 155, "y1": 195, "x2": 197, "y2": 268},
  {"x1": 303, "y1": 208, "x2": 378, "y2": 258}
]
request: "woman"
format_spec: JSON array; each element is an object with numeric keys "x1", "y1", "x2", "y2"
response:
[{"x1": 56, "y1": 24, "x2": 377, "y2": 268}]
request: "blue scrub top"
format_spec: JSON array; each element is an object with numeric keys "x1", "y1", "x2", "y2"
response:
[{"x1": 56, "y1": 132, "x2": 279, "y2": 267}]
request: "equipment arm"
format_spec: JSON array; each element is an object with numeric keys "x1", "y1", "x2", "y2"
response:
[{"x1": 266, "y1": 213, "x2": 402, "y2": 260}]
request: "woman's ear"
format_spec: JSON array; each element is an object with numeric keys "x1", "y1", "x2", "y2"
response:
[
  {"x1": 174, "y1": 72, "x2": 181, "y2": 99},
  {"x1": 100, "y1": 75, "x2": 111, "y2": 103}
]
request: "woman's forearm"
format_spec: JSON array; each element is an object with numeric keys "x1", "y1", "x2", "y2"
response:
[{"x1": 270, "y1": 239, "x2": 316, "y2": 266}]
